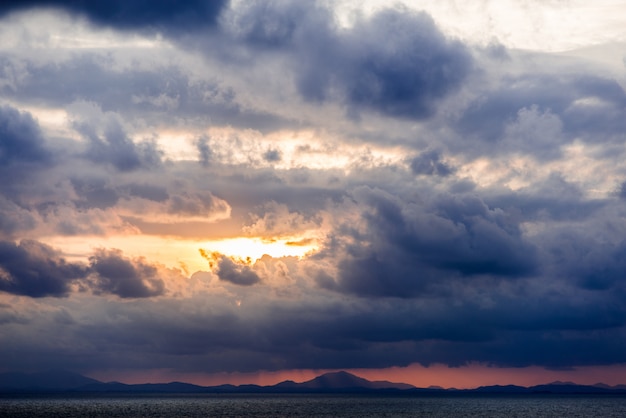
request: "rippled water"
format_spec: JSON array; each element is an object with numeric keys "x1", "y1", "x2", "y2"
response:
[{"x1": 2, "y1": 394, "x2": 626, "y2": 417}]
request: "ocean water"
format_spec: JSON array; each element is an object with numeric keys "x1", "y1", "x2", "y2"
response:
[{"x1": 2, "y1": 394, "x2": 626, "y2": 417}]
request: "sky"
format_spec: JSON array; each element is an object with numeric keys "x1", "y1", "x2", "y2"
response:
[{"x1": 1, "y1": 0, "x2": 626, "y2": 388}]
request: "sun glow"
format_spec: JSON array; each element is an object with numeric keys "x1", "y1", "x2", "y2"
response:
[{"x1": 201, "y1": 236, "x2": 318, "y2": 261}]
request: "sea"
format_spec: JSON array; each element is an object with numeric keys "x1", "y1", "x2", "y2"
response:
[{"x1": 2, "y1": 393, "x2": 626, "y2": 417}]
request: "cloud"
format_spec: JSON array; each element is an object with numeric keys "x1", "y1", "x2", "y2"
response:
[
  {"x1": 87, "y1": 249, "x2": 166, "y2": 298},
  {"x1": 0, "y1": 105, "x2": 51, "y2": 166},
  {"x1": 320, "y1": 9, "x2": 473, "y2": 119},
  {"x1": 122, "y1": 183, "x2": 169, "y2": 203},
  {"x1": 0, "y1": 239, "x2": 87, "y2": 297},
  {"x1": 199, "y1": 250, "x2": 260, "y2": 286},
  {"x1": 263, "y1": 148, "x2": 282, "y2": 163},
  {"x1": 70, "y1": 101, "x2": 162, "y2": 171},
  {"x1": 243, "y1": 201, "x2": 322, "y2": 237},
  {"x1": 226, "y1": 2, "x2": 473, "y2": 119},
  {"x1": 452, "y1": 73, "x2": 626, "y2": 158},
  {"x1": 321, "y1": 187, "x2": 537, "y2": 298},
  {"x1": 409, "y1": 150, "x2": 454, "y2": 176},
  {"x1": 2, "y1": 0, "x2": 626, "y2": 379},
  {"x1": 0, "y1": 105, "x2": 54, "y2": 204},
  {"x1": 71, "y1": 177, "x2": 120, "y2": 210},
  {"x1": 0, "y1": 0, "x2": 228, "y2": 33},
  {"x1": 0, "y1": 241, "x2": 180, "y2": 299},
  {"x1": 195, "y1": 136, "x2": 213, "y2": 167}
]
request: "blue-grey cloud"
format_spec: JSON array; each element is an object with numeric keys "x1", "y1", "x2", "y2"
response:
[
  {"x1": 0, "y1": 55, "x2": 289, "y2": 133},
  {"x1": 199, "y1": 250, "x2": 260, "y2": 286},
  {"x1": 0, "y1": 240, "x2": 87, "y2": 297},
  {"x1": 453, "y1": 73, "x2": 626, "y2": 159},
  {"x1": 409, "y1": 150, "x2": 454, "y2": 176},
  {"x1": 0, "y1": 105, "x2": 51, "y2": 167},
  {"x1": 323, "y1": 187, "x2": 537, "y2": 298},
  {"x1": 0, "y1": 240, "x2": 173, "y2": 298},
  {"x1": 0, "y1": 0, "x2": 228, "y2": 33},
  {"x1": 228, "y1": 2, "x2": 473, "y2": 119},
  {"x1": 0, "y1": 106, "x2": 53, "y2": 204},
  {"x1": 88, "y1": 249, "x2": 166, "y2": 298},
  {"x1": 72, "y1": 109, "x2": 162, "y2": 172},
  {"x1": 71, "y1": 177, "x2": 120, "y2": 210}
]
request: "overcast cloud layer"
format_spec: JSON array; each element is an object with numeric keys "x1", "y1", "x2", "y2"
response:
[{"x1": 1, "y1": 0, "x2": 626, "y2": 380}]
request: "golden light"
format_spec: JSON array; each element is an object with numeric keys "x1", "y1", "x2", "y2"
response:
[{"x1": 200, "y1": 236, "x2": 318, "y2": 262}]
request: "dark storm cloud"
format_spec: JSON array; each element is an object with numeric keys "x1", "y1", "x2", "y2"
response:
[
  {"x1": 228, "y1": 2, "x2": 473, "y2": 119},
  {"x1": 0, "y1": 0, "x2": 228, "y2": 33},
  {"x1": 88, "y1": 249, "x2": 166, "y2": 298},
  {"x1": 324, "y1": 187, "x2": 537, "y2": 297},
  {"x1": 4, "y1": 278, "x2": 625, "y2": 373},
  {"x1": 0, "y1": 240, "x2": 87, "y2": 297}
]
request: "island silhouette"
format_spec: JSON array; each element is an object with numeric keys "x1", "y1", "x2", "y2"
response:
[{"x1": 2, "y1": 370, "x2": 626, "y2": 394}]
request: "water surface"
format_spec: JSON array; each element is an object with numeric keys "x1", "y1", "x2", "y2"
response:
[{"x1": 2, "y1": 393, "x2": 626, "y2": 417}]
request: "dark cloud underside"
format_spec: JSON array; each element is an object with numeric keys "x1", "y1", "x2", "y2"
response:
[{"x1": 0, "y1": 0, "x2": 228, "y2": 32}]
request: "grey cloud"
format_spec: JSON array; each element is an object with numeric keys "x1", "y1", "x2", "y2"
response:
[
  {"x1": 620, "y1": 181, "x2": 626, "y2": 199},
  {"x1": 167, "y1": 191, "x2": 229, "y2": 218},
  {"x1": 0, "y1": 105, "x2": 51, "y2": 166},
  {"x1": 223, "y1": 0, "x2": 324, "y2": 48},
  {"x1": 88, "y1": 249, "x2": 165, "y2": 298},
  {"x1": 2, "y1": 281, "x2": 625, "y2": 373},
  {"x1": 324, "y1": 9, "x2": 473, "y2": 119},
  {"x1": 0, "y1": 55, "x2": 291, "y2": 133},
  {"x1": 0, "y1": 241, "x2": 171, "y2": 299},
  {"x1": 0, "y1": 106, "x2": 53, "y2": 202},
  {"x1": 71, "y1": 177, "x2": 119, "y2": 210},
  {"x1": 195, "y1": 136, "x2": 213, "y2": 167},
  {"x1": 263, "y1": 148, "x2": 282, "y2": 162},
  {"x1": 228, "y1": 3, "x2": 473, "y2": 120},
  {"x1": 409, "y1": 150, "x2": 454, "y2": 176},
  {"x1": 0, "y1": 239, "x2": 87, "y2": 297},
  {"x1": 0, "y1": 197, "x2": 37, "y2": 236},
  {"x1": 209, "y1": 253, "x2": 260, "y2": 286},
  {"x1": 453, "y1": 73, "x2": 626, "y2": 158},
  {"x1": 74, "y1": 114, "x2": 162, "y2": 172},
  {"x1": 327, "y1": 187, "x2": 537, "y2": 298},
  {"x1": 123, "y1": 183, "x2": 169, "y2": 202},
  {"x1": 0, "y1": 0, "x2": 228, "y2": 33}
]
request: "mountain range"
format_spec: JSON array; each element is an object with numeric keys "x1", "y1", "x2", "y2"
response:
[{"x1": 1, "y1": 370, "x2": 626, "y2": 394}]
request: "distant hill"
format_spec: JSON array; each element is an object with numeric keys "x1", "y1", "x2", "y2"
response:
[
  {"x1": 0, "y1": 371, "x2": 100, "y2": 391},
  {"x1": 1, "y1": 370, "x2": 625, "y2": 394},
  {"x1": 273, "y1": 371, "x2": 415, "y2": 391}
]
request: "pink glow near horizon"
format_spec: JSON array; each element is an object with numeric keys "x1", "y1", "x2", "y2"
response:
[{"x1": 89, "y1": 363, "x2": 626, "y2": 389}]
